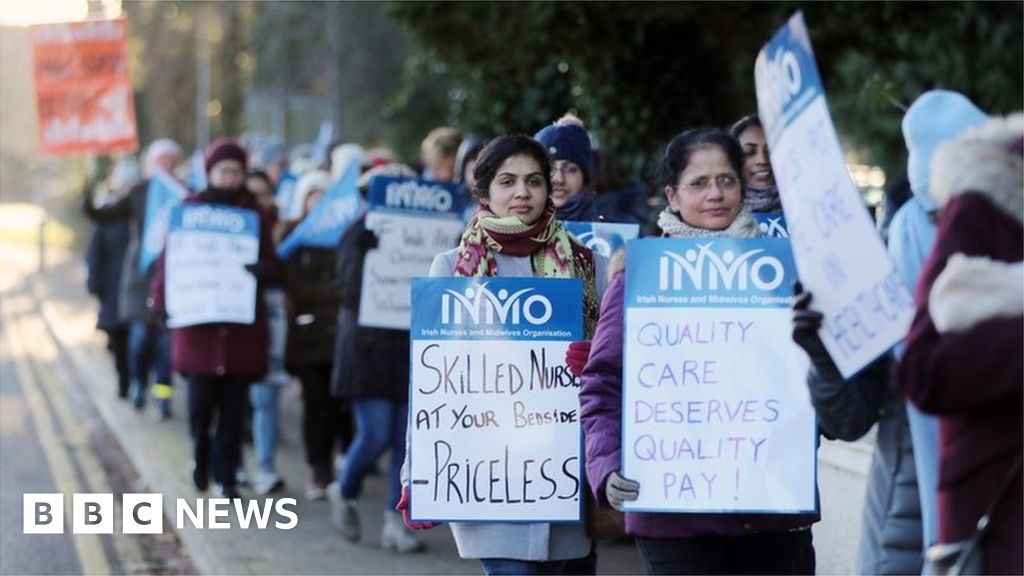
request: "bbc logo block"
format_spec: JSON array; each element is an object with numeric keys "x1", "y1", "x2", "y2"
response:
[{"x1": 23, "y1": 494, "x2": 63, "y2": 534}]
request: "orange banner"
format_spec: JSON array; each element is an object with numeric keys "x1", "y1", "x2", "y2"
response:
[{"x1": 30, "y1": 18, "x2": 138, "y2": 156}]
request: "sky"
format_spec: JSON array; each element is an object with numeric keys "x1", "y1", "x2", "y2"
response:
[{"x1": 0, "y1": 0, "x2": 119, "y2": 26}]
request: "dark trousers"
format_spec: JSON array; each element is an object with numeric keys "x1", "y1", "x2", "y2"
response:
[
  {"x1": 635, "y1": 529, "x2": 815, "y2": 575},
  {"x1": 187, "y1": 374, "x2": 250, "y2": 488},
  {"x1": 293, "y1": 364, "x2": 352, "y2": 475},
  {"x1": 104, "y1": 327, "x2": 130, "y2": 397}
]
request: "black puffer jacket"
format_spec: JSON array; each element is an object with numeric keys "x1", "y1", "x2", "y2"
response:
[
  {"x1": 283, "y1": 245, "x2": 340, "y2": 369},
  {"x1": 329, "y1": 216, "x2": 410, "y2": 402},
  {"x1": 809, "y1": 356, "x2": 923, "y2": 575}
]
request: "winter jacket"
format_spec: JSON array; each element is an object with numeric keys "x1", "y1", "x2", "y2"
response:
[
  {"x1": 808, "y1": 358, "x2": 923, "y2": 574},
  {"x1": 81, "y1": 178, "x2": 154, "y2": 323},
  {"x1": 329, "y1": 216, "x2": 409, "y2": 402},
  {"x1": 149, "y1": 190, "x2": 281, "y2": 379},
  {"x1": 594, "y1": 179, "x2": 648, "y2": 226},
  {"x1": 580, "y1": 271, "x2": 819, "y2": 539},
  {"x1": 283, "y1": 244, "x2": 340, "y2": 369},
  {"x1": 419, "y1": 247, "x2": 592, "y2": 562},
  {"x1": 897, "y1": 114, "x2": 1023, "y2": 575},
  {"x1": 85, "y1": 217, "x2": 130, "y2": 331}
]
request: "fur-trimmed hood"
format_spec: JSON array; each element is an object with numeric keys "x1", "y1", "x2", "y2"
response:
[{"x1": 931, "y1": 113, "x2": 1023, "y2": 225}]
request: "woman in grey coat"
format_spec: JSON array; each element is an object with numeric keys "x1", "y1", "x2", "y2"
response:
[{"x1": 792, "y1": 288, "x2": 923, "y2": 574}]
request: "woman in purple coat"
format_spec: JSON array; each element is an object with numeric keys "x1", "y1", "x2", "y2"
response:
[{"x1": 579, "y1": 128, "x2": 817, "y2": 575}]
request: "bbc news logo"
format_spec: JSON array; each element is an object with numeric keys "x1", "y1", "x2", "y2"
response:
[{"x1": 23, "y1": 493, "x2": 298, "y2": 534}]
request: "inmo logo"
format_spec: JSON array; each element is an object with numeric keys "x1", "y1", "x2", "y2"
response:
[
  {"x1": 182, "y1": 205, "x2": 246, "y2": 233},
  {"x1": 574, "y1": 231, "x2": 612, "y2": 257},
  {"x1": 441, "y1": 283, "x2": 552, "y2": 325},
  {"x1": 658, "y1": 243, "x2": 785, "y2": 292},
  {"x1": 385, "y1": 181, "x2": 452, "y2": 212}
]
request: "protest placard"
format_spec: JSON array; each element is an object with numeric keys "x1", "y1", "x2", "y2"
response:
[
  {"x1": 563, "y1": 221, "x2": 640, "y2": 258},
  {"x1": 276, "y1": 162, "x2": 362, "y2": 259},
  {"x1": 139, "y1": 171, "x2": 189, "y2": 275},
  {"x1": 30, "y1": 19, "x2": 138, "y2": 156},
  {"x1": 408, "y1": 277, "x2": 584, "y2": 522},
  {"x1": 358, "y1": 177, "x2": 467, "y2": 330},
  {"x1": 753, "y1": 212, "x2": 789, "y2": 238},
  {"x1": 754, "y1": 13, "x2": 914, "y2": 378},
  {"x1": 621, "y1": 238, "x2": 816, "y2": 514},
  {"x1": 165, "y1": 204, "x2": 259, "y2": 328}
]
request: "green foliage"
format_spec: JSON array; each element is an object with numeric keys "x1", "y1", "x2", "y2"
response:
[{"x1": 390, "y1": 1, "x2": 1023, "y2": 180}]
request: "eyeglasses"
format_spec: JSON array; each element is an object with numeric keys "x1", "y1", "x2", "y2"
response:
[
  {"x1": 680, "y1": 174, "x2": 740, "y2": 194},
  {"x1": 551, "y1": 164, "x2": 581, "y2": 178}
]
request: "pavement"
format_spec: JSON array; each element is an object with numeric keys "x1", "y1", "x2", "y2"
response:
[{"x1": 0, "y1": 217, "x2": 873, "y2": 575}]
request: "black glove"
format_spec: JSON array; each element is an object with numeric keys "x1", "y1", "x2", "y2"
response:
[
  {"x1": 244, "y1": 262, "x2": 266, "y2": 280},
  {"x1": 791, "y1": 281, "x2": 838, "y2": 374},
  {"x1": 358, "y1": 228, "x2": 379, "y2": 251}
]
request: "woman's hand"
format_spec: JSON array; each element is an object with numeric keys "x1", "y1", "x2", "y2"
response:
[
  {"x1": 791, "y1": 282, "x2": 838, "y2": 374},
  {"x1": 396, "y1": 486, "x2": 439, "y2": 530},
  {"x1": 605, "y1": 470, "x2": 640, "y2": 511}
]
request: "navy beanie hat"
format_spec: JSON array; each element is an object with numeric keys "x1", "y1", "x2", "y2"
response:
[
  {"x1": 204, "y1": 138, "x2": 248, "y2": 175},
  {"x1": 535, "y1": 121, "x2": 592, "y2": 184}
]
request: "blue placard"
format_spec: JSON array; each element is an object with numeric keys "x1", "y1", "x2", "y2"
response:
[
  {"x1": 626, "y1": 237, "x2": 797, "y2": 308},
  {"x1": 411, "y1": 277, "x2": 583, "y2": 342},
  {"x1": 563, "y1": 221, "x2": 640, "y2": 258},
  {"x1": 753, "y1": 212, "x2": 789, "y2": 238},
  {"x1": 367, "y1": 176, "x2": 466, "y2": 219},
  {"x1": 755, "y1": 12, "x2": 824, "y2": 147},
  {"x1": 169, "y1": 203, "x2": 260, "y2": 237},
  {"x1": 139, "y1": 171, "x2": 189, "y2": 274},
  {"x1": 277, "y1": 162, "x2": 362, "y2": 258}
]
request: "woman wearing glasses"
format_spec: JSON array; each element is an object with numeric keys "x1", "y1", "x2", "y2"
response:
[{"x1": 577, "y1": 128, "x2": 818, "y2": 574}]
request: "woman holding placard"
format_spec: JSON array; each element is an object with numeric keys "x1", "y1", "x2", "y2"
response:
[
  {"x1": 578, "y1": 128, "x2": 817, "y2": 574},
  {"x1": 398, "y1": 134, "x2": 601, "y2": 575}
]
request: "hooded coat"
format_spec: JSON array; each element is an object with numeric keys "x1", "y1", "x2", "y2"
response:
[{"x1": 897, "y1": 114, "x2": 1023, "y2": 576}]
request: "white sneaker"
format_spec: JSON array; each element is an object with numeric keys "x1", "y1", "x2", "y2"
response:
[
  {"x1": 254, "y1": 470, "x2": 285, "y2": 496},
  {"x1": 328, "y1": 486, "x2": 360, "y2": 542},
  {"x1": 381, "y1": 510, "x2": 424, "y2": 553}
]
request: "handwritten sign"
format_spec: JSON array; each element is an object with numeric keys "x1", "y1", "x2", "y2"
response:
[
  {"x1": 408, "y1": 277, "x2": 584, "y2": 522},
  {"x1": 754, "y1": 13, "x2": 913, "y2": 378},
  {"x1": 277, "y1": 162, "x2": 362, "y2": 259},
  {"x1": 563, "y1": 221, "x2": 640, "y2": 258},
  {"x1": 753, "y1": 212, "x2": 789, "y2": 238},
  {"x1": 139, "y1": 171, "x2": 189, "y2": 274},
  {"x1": 622, "y1": 238, "x2": 816, "y2": 514},
  {"x1": 165, "y1": 204, "x2": 259, "y2": 328},
  {"x1": 358, "y1": 177, "x2": 467, "y2": 330},
  {"x1": 30, "y1": 19, "x2": 138, "y2": 156}
]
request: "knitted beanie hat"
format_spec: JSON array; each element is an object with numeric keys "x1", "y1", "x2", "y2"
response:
[
  {"x1": 535, "y1": 113, "x2": 593, "y2": 184},
  {"x1": 204, "y1": 138, "x2": 248, "y2": 175}
]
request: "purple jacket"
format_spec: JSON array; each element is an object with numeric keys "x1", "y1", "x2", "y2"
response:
[{"x1": 579, "y1": 272, "x2": 819, "y2": 538}]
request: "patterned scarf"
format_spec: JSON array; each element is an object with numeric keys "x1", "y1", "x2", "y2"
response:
[
  {"x1": 454, "y1": 204, "x2": 599, "y2": 336},
  {"x1": 744, "y1": 185, "x2": 783, "y2": 213},
  {"x1": 656, "y1": 205, "x2": 762, "y2": 239}
]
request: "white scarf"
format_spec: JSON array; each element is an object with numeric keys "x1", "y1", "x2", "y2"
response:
[{"x1": 656, "y1": 205, "x2": 761, "y2": 238}]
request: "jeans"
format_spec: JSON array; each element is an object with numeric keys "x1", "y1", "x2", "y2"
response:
[
  {"x1": 104, "y1": 327, "x2": 130, "y2": 397},
  {"x1": 339, "y1": 399, "x2": 407, "y2": 509},
  {"x1": 187, "y1": 374, "x2": 249, "y2": 488},
  {"x1": 249, "y1": 383, "x2": 281, "y2": 472},
  {"x1": 635, "y1": 530, "x2": 815, "y2": 575},
  {"x1": 128, "y1": 321, "x2": 171, "y2": 391}
]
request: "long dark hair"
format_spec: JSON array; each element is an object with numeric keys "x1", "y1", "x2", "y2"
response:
[
  {"x1": 471, "y1": 135, "x2": 553, "y2": 200},
  {"x1": 657, "y1": 128, "x2": 745, "y2": 192}
]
